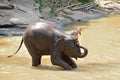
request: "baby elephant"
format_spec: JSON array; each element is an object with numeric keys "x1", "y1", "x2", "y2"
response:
[{"x1": 8, "y1": 22, "x2": 88, "y2": 70}]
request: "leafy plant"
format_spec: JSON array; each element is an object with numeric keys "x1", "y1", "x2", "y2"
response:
[
  {"x1": 34, "y1": 0, "x2": 63, "y2": 15},
  {"x1": 34, "y1": 0, "x2": 43, "y2": 7},
  {"x1": 55, "y1": 0, "x2": 63, "y2": 7},
  {"x1": 50, "y1": 0, "x2": 63, "y2": 14},
  {"x1": 78, "y1": 0, "x2": 92, "y2": 4},
  {"x1": 34, "y1": 0, "x2": 94, "y2": 17}
]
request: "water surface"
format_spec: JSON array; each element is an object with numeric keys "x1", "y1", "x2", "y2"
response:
[{"x1": 0, "y1": 14, "x2": 120, "y2": 80}]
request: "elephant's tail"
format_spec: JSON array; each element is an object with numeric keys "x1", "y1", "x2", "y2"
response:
[{"x1": 8, "y1": 38, "x2": 23, "y2": 58}]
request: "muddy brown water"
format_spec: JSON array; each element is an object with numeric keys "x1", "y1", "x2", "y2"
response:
[{"x1": 0, "y1": 14, "x2": 120, "y2": 80}]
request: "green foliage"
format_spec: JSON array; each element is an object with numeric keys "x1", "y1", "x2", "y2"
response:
[
  {"x1": 50, "y1": 0, "x2": 63, "y2": 14},
  {"x1": 34, "y1": 0, "x2": 94, "y2": 17},
  {"x1": 34, "y1": 0, "x2": 63, "y2": 16},
  {"x1": 34, "y1": 0, "x2": 43, "y2": 7},
  {"x1": 78, "y1": 0, "x2": 92, "y2": 4},
  {"x1": 70, "y1": 3, "x2": 77, "y2": 8},
  {"x1": 55, "y1": 0, "x2": 63, "y2": 7},
  {"x1": 50, "y1": 6, "x2": 56, "y2": 13}
]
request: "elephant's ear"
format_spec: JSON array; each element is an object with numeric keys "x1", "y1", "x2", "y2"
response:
[
  {"x1": 55, "y1": 37, "x2": 64, "y2": 46},
  {"x1": 54, "y1": 37, "x2": 65, "y2": 52}
]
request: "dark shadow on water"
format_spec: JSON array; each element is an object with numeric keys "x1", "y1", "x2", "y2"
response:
[
  {"x1": 33, "y1": 61, "x2": 120, "y2": 72},
  {"x1": 31, "y1": 65, "x2": 64, "y2": 71}
]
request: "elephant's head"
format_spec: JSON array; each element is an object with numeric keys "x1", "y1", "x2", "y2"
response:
[{"x1": 55, "y1": 36, "x2": 88, "y2": 59}]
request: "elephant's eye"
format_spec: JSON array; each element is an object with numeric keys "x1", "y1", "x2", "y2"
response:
[
  {"x1": 70, "y1": 41, "x2": 75, "y2": 47},
  {"x1": 76, "y1": 43, "x2": 79, "y2": 46},
  {"x1": 74, "y1": 39, "x2": 79, "y2": 46}
]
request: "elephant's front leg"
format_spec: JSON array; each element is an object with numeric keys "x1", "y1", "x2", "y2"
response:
[
  {"x1": 51, "y1": 54, "x2": 72, "y2": 70},
  {"x1": 62, "y1": 55, "x2": 77, "y2": 68}
]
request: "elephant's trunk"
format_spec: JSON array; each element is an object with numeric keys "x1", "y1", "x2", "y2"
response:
[{"x1": 78, "y1": 45, "x2": 88, "y2": 58}]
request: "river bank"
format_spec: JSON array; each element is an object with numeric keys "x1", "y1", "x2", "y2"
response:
[{"x1": 0, "y1": 0, "x2": 119, "y2": 36}]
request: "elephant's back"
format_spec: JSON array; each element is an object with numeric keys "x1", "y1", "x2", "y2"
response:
[
  {"x1": 23, "y1": 22, "x2": 58, "y2": 54},
  {"x1": 29, "y1": 22, "x2": 57, "y2": 42}
]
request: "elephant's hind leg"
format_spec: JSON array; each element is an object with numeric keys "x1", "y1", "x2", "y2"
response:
[
  {"x1": 24, "y1": 40, "x2": 41, "y2": 66},
  {"x1": 32, "y1": 56, "x2": 41, "y2": 66}
]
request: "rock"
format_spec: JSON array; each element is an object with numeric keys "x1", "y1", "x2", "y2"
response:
[
  {"x1": 56, "y1": 16, "x2": 73, "y2": 25},
  {"x1": 62, "y1": 9, "x2": 73, "y2": 15},
  {"x1": 39, "y1": 19, "x2": 66, "y2": 31},
  {"x1": 0, "y1": 0, "x2": 117, "y2": 36},
  {"x1": 97, "y1": 0, "x2": 120, "y2": 13},
  {"x1": 0, "y1": 0, "x2": 42, "y2": 26},
  {"x1": 58, "y1": 9, "x2": 108, "y2": 23},
  {"x1": 0, "y1": 25, "x2": 26, "y2": 36},
  {"x1": 0, "y1": 3, "x2": 14, "y2": 10},
  {"x1": 0, "y1": 0, "x2": 42, "y2": 36}
]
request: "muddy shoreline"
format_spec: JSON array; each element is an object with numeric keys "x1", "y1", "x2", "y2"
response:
[{"x1": 0, "y1": 0, "x2": 119, "y2": 36}]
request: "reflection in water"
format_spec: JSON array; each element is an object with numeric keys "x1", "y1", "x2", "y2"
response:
[{"x1": 0, "y1": 14, "x2": 120, "y2": 80}]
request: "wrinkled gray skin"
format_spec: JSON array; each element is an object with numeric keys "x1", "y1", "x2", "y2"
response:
[{"x1": 8, "y1": 22, "x2": 88, "y2": 70}]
